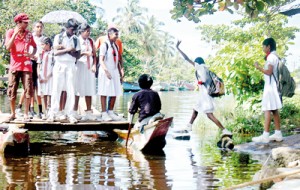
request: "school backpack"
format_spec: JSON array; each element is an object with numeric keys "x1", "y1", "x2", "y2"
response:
[
  {"x1": 195, "y1": 68, "x2": 225, "y2": 97},
  {"x1": 95, "y1": 41, "x2": 119, "y2": 78},
  {"x1": 273, "y1": 58, "x2": 296, "y2": 98}
]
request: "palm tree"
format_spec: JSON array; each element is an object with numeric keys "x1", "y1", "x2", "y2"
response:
[{"x1": 113, "y1": 0, "x2": 147, "y2": 34}]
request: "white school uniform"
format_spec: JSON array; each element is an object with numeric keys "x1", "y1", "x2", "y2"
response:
[
  {"x1": 37, "y1": 50, "x2": 54, "y2": 96},
  {"x1": 97, "y1": 39, "x2": 122, "y2": 96},
  {"x1": 261, "y1": 51, "x2": 282, "y2": 111},
  {"x1": 50, "y1": 32, "x2": 81, "y2": 115},
  {"x1": 31, "y1": 33, "x2": 44, "y2": 57},
  {"x1": 194, "y1": 64, "x2": 215, "y2": 113},
  {"x1": 75, "y1": 36, "x2": 96, "y2": 96}
]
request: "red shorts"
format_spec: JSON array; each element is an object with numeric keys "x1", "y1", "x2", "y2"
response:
[{"x1": 7, "y1": 71, "x2": 33, "y2": 100}]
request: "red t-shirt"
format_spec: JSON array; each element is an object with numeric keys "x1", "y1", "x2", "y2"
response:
[{"x1": 5, "y1": 29, "x2": 36, "y2": 72}]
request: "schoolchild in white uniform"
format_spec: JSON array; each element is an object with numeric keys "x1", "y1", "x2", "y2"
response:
[
  {"x1": 37, "y1": 37, "x2": 54, "y2": 118},
  {"x1": 253, "y1": 38, "x2": 283, "y2": 143},
  {"x1": 73, "y1": 23, "x2": 97, "y2": 121},
  {"x1": 98, "y1": 27, "x2": 123, "y2": 121},
  {"x1": 16, "y1": 21, "x2": 44, "y2": 118},
  {"x1": 48, "y1": 18, "x2": 81, "y2": 123},
  {"x1": 176, "y1": 40, "x2": 232, "y2": 135}
]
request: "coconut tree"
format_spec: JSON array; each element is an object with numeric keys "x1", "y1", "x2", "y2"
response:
[{"x1": 113, "y1": 0, "x2": 147, "y2": 34}]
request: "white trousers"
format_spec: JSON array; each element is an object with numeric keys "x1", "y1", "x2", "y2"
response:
[{"x1": 50, "y1": 61, "x2": 76, "y2": 115}]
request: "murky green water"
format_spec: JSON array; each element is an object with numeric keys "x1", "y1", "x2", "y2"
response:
[{"x1": 0, "y1": 91, "x2": 262, "y2": 189}]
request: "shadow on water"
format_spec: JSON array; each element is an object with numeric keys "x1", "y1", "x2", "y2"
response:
[{"x1": 0, "y1": 92, "x2": 263, "y2": 189}]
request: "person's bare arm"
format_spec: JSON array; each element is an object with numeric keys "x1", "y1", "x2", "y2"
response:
[
  {"x1": 91, "y1": 45, "x2": 97, "y2": 73},
  {"x1": 176, "y1": 40, "x2": 195, "y2": 66},
  {"x1": 53, "y1": 45, "x2": 75, "y2": 56},
  {"x1": 254, "y1": 62, "x2": 273, "y2": 76},
  {"x1": 27, "y1": 47, "x2": 37, "y2": 59},
  {"x1": 5, "y1": 26, "x2": 21, "y2": 50},
  {"x1": 100, "y1": 55, "x2": 111, "y2": 79},
  {"x1": 69, "y1": 50, "x2": 81, "y2": 59}
]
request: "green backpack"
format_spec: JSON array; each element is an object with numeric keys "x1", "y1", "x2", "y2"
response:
[{"x1": 273, "y1": 58, "x2": 296, "y2": 98}]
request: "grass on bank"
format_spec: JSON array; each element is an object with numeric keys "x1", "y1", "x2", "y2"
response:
[{"x1": 225, "y1": 94, "x2": 300, "y2": 144}]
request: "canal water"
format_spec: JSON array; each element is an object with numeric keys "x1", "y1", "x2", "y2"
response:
[{"x1": 0, "y1": 91, "x2": 262, "y2": 190}]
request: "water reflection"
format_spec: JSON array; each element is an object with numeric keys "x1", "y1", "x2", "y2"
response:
[{"x1": 0, "y1": 92, "x2": 262, "y2": 189}]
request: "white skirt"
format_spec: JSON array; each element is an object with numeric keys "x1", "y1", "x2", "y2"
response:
[
  {"x1": 37, "y1": 77, "x2": 53, "y2": 96},
  {"x1": 97, "y1": 67, "x2": 122, "y2": 96},
  {"x1": 262, "y1": 76, "x2": 282, "y2": 111},
  {"x1": 194, "y1": 85, "x2": 215, "y2": 113},
  {"x1": 75, "y1": 61, "x2": 96, "y2": 96}
]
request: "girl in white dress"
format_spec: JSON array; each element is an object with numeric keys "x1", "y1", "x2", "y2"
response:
[
  {"x1": 253, "y1": 38, "x2": 283, "y2": 143},
  {"x1": 98, "y1": 27, "x2": 123, "y2": 121},
  {"x1": 176, "y1": 40, "x2": 232, "y2": 135},
  {"x1": 73, "y1": 23, "x2": 97, "y2": 121},
  {"x1": 37, "y1": 37, "x2": 54, "y2": 117}
]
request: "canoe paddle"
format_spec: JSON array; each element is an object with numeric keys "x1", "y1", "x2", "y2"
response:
[{"x1": 126, "y1": 114, "x2": 134, "y2": 147}]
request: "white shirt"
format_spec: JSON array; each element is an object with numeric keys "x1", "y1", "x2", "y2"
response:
[
  {"x1": 53, "y1": 32, "x2": 81, "y2": 63},
  {"x1": 78, "y1": 36, "x2": 93, "y2": 64}
]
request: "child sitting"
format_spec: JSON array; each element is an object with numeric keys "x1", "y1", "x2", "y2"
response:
[{"x1": 128, "y1": 74, "x2": 163, "y2": 131}]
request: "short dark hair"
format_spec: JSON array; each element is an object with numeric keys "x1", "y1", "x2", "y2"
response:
[
  {"x1": 65, "y1": 18, "x2": 79, "y2": 29},
  {"x1": 107, "y1": 27, "x2": 118, "y2": 35},
  {"x1": 138, "y1": 74, "x2": 153, "y2": 89},
  {"x1": 194, "y1": 57, "x2": 205, "y2": 65},
  {"x1": 33, "y1": 20, "x2": 44, "y2": 28},
  {"x1": 41, "y1": 36, "x2": 52, "y2": 47},
  {"x1": 263, "y1": 38, "x2": 276, "y2": 51},
  {"x1": 78, "y1": 23, "x2": 90, "y2": 34}
]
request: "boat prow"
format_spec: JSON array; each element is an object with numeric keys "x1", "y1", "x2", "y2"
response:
[
  {"x1": 0, "y1": 124, "x2": 29, "y2": 154},
  {"x1": 114, "y1": 117, "x2": 173, "y2": 153}
]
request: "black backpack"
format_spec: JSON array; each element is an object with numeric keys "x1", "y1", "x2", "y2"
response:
[
  {"x1": 272, "y1": 55, "x2": 296, "y2": 98},
  {"x1": 195, "y1": 68, "x2": 225, "y2": 97}
]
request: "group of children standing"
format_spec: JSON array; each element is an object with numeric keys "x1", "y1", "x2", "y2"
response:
[{"x1": 5, "y1": 14, "x2": 124, "y2": 124}]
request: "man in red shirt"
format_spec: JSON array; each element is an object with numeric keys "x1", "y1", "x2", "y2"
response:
[{"x1": 5, "y1": 13, "x2": 37, "y2": 122}]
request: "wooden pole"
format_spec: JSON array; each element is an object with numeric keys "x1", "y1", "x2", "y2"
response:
[
  {"x1": 125, "y1": 123, "x2": 131, "y2": 147},
  {"x1": 224, "y1": 169, "x2": 300, "y2": 190}
]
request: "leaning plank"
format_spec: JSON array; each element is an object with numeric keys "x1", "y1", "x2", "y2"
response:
[{"x1": 224, "y1": 169, "x2": 300, "y2": 190}]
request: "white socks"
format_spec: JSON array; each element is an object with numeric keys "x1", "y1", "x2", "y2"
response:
[
  {"x1": 263, "y1": 131, "x2": 270, "y2": 137},
  {"x1": 274, "y1": 130, "x2": 281, "y2": 134}
]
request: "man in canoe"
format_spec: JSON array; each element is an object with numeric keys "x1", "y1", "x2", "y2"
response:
[{"x1": 128, "y1": 74, "x2": 163, "y2": 131}]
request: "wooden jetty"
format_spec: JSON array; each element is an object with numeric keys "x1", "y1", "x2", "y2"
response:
[
  {"x1": 0, "y1": 113, "x2": 130, "y2": 154},
  {"x1": 0, "y1": 114, "x2": 129, "y2": 131}
]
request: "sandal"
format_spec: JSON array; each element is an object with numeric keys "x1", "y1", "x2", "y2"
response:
[{"x1": 3, "y1": 116, "x2": 16, "y2": 123}]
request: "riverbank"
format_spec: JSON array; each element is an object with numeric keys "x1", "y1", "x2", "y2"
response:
[{"x1": 233, "y1": 134, "x2": 300, "y2": 189}]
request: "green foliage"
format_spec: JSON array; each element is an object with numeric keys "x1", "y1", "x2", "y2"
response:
[
  {"x1": 224, "y1": 95, "x2": 300, "y2": 144},
  {"x1": 226, "y1": 108, "x2": 264, "y2": 134},
  {"x1": 170, "y1": 0, "x2": 294, "y2": 23},
  {"x1": 199, "y1": 14, "x2": 299, "y2": 106}
]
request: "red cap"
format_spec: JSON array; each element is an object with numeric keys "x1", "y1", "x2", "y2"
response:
[{"x1": 14, "y1": 13, "x2": 30, "y2": 23}]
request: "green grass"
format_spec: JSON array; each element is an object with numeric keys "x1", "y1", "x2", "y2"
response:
[{"x1": 224, "y1": 94, "x2": 300, "y2": 144}]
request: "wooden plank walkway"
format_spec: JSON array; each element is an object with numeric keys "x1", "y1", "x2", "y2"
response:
[{"x1": 0, "y1": 114, "x2": 129, "y2": 131}]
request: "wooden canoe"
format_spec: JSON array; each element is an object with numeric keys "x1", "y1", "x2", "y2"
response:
[
  {"x1": 0, "y1": 124, "x2": 29, "y2": 154},
  {"x1": 114, "y1": 117, "x2": 173, "y2": 153}
]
